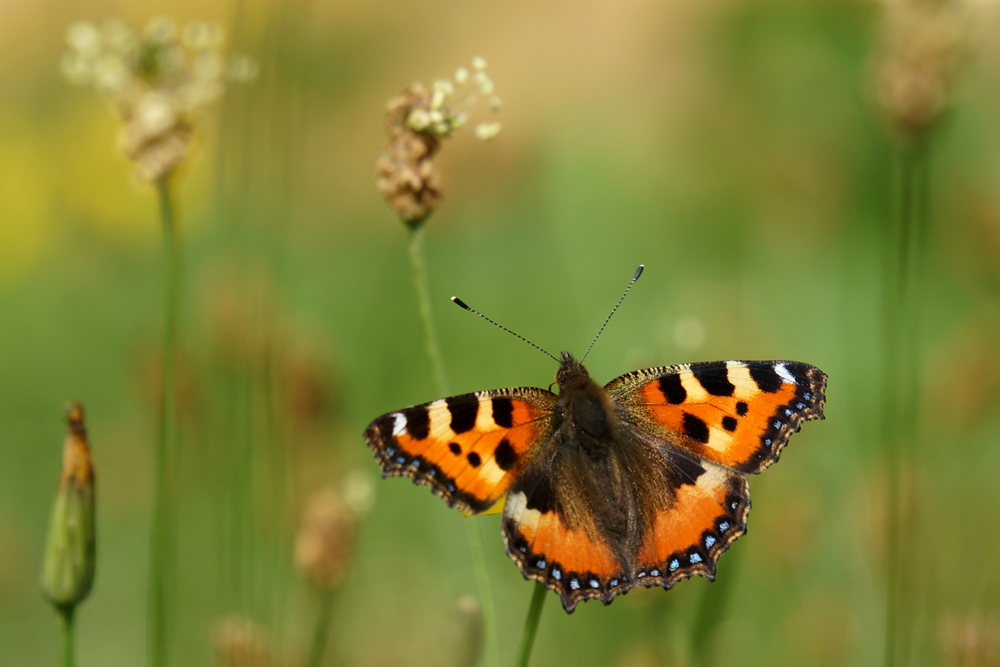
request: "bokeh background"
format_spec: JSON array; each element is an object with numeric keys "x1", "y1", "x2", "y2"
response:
[{"x1": 2, "y1": 0, "x2": 1000, "y2": 665}]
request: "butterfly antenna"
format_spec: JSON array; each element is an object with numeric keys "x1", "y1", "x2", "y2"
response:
[
  {"x1": 580, "y1": 265, "x2": 644, "y2": 363},
  {"x1": 451, "y1": 297, "x2": 559, "y2": 362}
]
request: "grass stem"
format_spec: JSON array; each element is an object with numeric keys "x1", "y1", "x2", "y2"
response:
[
  {"x1": 405, "y1": 224, "x2": 500, "y2": 667},
  {"x1": 306, "y1": 591, "x2": 337, "y2": 667},
  {"x1": 515, "y1": 581, "x2": 547, "y2": 667},
  {"x1": 59, "y1": 607, "x2": 75, "y2": 667},
  {"x1": 883, "y1": 141, "x2": 929, "y2": 667},
  {"x1": 149, "y1": 176, "x2": 180, "y2": 667},
  {"x1": 408, "y1": 227, "x2": 448, "y2": 396}
]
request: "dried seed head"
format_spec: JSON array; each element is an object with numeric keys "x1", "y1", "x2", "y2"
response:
[
  {"x1": 377, "y1": 84, "x2": 443, "y2": 227},
  {"x1": 938, "y1": 611, "x2": 1000, "y2": 667},
  {"x1": 872, "y1": 0, "x2": 973, "y2": 141},
  {"x1": 40, "y1": 403, "x2": 96, "y2": 612},
  {"x1": 377, "y1": 57, "x2": 503, "y2": 227},
  {"x1": 60, "y1": 16, "x2": 256, "y2": 181},
  {"x1": 295, "y1": 484, "x2": 361, "y2": 590},
  {"x1": 213, "y1": 615, "x2": 277, "y2": 667}
]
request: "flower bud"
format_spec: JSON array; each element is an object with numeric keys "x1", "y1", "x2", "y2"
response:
[{"x1": 40, "y1": 403, "x2": 96, "y2": 612}]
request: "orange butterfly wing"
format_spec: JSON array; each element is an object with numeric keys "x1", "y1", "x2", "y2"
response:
[
  {"x1": 364, "y1": 388, "x2": 556, "y2": 515},
  {"x1": 606, "y1": 360, "x2": 827, "y2": 474},
  {"x1": 501, "y1": 437, "x2": 752, "y2": 612},
  {"x1": 630, "y1": 459, "x2": 750, "y2": 589}
]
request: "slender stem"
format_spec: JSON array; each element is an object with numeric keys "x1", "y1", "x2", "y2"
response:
[
  {"x1": 690, "y1": 549, "x2": 740, "y2": 665},
  {"x1": 883, "y1": 141, "x2": 928, "y2": 667},
  {"x1": 464, "y1": 518, "x2": 500, "y2": 667},
  {"x1": 306, "y1": 591, "x2": 337, "y2": 667},
  {"x1": 149, "y1": 176, "x2": 180, "y2": 667},
  {"x1": 407, "y1": 227, "x2": 448, "y2": 396},
  {"x1": 59, "y1": 607, "x2": 75, "y2": 667},
  {"x1": 405, "y1": 224, "x2": 499, "y2": 667},
  {"x1": 515, "y1": 582, "x2": 547, "y2": 667}
]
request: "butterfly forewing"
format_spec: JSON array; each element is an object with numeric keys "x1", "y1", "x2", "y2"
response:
[
  {"x1": 606, "y1": 360, "x2": 827, "y2": 474},
  {"x1": 364, "y1": 387, "x2": 556, "y2": 515}
]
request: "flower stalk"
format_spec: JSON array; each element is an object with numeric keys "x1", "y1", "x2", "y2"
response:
[
  {"x1": 883, "y1": 140, "x2": 929, "y2": 667},
  {"x1": 515, "y1": 581, "x2": 547, "y2": 667},
  {"x1": 148, "y1": 175, "x2": 180, "y2": 667}
]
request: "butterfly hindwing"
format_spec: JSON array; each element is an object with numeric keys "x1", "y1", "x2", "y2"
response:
[
  {"x1": 364, "y1": 387, "x2": 556, "y2": 515},
  {"x1": 606, "y1": 360, "x2": 827, "y2": 474},
  {"x1": 631, "y1": 454, "x2": 750, "y2": 588},
  {"x1": 502, "y1": 454, "x2": 631, "y2": 613},
  {"x1": 502, "y1": 425, "x2": 751, "y2": 612}
]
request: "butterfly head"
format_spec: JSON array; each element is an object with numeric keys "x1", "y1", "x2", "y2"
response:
[{"x1": 556, "y1": 351, "x2": 593, "y2": 391}]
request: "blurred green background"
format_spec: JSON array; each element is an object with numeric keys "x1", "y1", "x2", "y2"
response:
[{"x1": 2, "y1": 0, "x2": 1000, "y2": 665}]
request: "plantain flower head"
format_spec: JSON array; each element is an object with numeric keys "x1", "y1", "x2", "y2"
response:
[
  {"x1": 294, "y1": 473, "x2": 374, "y2": 590},
  {"x1": 376, "y1": 57, "x2": 503, "y2": 227},
  {"x1": 871, "y1": 0, "x2": 974, "y2": 141},
  {"x1": 61, "y1": 17, "x2": 257, "y2": 182}
]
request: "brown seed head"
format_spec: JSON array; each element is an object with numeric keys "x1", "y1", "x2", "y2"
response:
[
  {"x1": 376, "y1": 84, "x2": 443, "y2": 227},
  {"x1": 377, "y1": 58, "x2": 502, "y2": 227},
  {"x1": 213, "y1": 615, "x2": 276, "y2": 667},
  {"x1": 294, "y1": 487, "x2": 356, "y2": 590},
  {"x1": 939, "y1": 611, "x2": 1000, "y2": 667},
  {"x1": 872, "y1": 0, "x2": 972, "y2": 141}
]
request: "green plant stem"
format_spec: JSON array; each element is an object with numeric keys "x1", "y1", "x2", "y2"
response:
[
  {"x1": 149, "y1": 176, "x2": 180, "y2": 667},
  {"x1": 408, "y1": 227, "x2": 448, "y2": 395},
  {"x1": 406, "y1": 225, "x2": 500, "y2": 667},
  {"x1": 59, "y1": 607, "x2": 75, "y2": 667},
  {"x1": 464, "y1": 517, "x2": 500, "y2": 667},
  {"x1": 306, "y1": 591, "x2": 337, "y2": 667},
  {"x1": 690, "y1": 548, "x2": 740, "y2": 665},
  {"x1": 515, "y1": 582, "x2": 547, "y2": 667},
  {"x1": 883, "y1": 142, "x2": 928, "y2": 667}
]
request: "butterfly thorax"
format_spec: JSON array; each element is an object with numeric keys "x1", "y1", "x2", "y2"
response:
[{"x1": 554, "y1": 352, "x2": 619, "y2": 456}]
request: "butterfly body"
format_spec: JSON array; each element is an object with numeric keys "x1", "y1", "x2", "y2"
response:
[{"x1": 365, "y1": 355, "x2": 826, "y2": 612}]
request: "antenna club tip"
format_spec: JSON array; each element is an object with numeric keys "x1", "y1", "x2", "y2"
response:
[
  {"x1": 451, "y1": 296, "x2": 471, "y2": 310},
  {"x1": 633, "y1": 265, "x2": 644, "y2": 280}
]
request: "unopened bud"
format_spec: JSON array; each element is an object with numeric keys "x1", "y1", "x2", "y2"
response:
[{"x1": 40, "y1": 403, "x2": 96, "y2": 612}]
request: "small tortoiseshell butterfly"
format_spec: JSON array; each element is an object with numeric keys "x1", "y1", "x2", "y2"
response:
[{"x1": 364, "y1": 267, "x2": 826, "y2": 612}]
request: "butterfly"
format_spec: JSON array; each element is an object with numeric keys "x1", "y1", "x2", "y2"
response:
[{"x1": 364, "y1": 268, "x2": 827, "y2": 612}]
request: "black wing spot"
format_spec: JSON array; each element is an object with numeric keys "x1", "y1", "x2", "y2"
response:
[
  {"x1": 692, "y1": 365, "x2": 735, "y2": 397},
  {"x1": 491, "y1": 397, "x2": 514, "y2": 428},
  {"x1": 682, "y1": 412, "x2": 710, "y2": 444},
  {"x1": 524, "y1": 476, "x2": 554, "y2": 513},
  {"x1": 736, "y1": 401, "x2": 749, "y2": 416},
  {"x1": 447, "y1": 394, "x2": 479, "y2": 434},
  {"x1": 749, "y1": 364, "x2": 782, "y2": 393},
  {"x1": 403, "y1": 405, "x2": 430, "y2": 440},
  {"x1": 494, "y1": 438, "x2": 517, "y2": 471},
  {"x1": 658, "y1": 374, "x2": 687, "y2": 404},
  {"x1": 448, "y1": 442, "x2": 462, "y2": 455},
  {"x1": 467, "y1": 451, "x2": 482, "y2": 467},
  {"x1": 722, "y1": 416, "x2": 737, "y2": 432}
]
